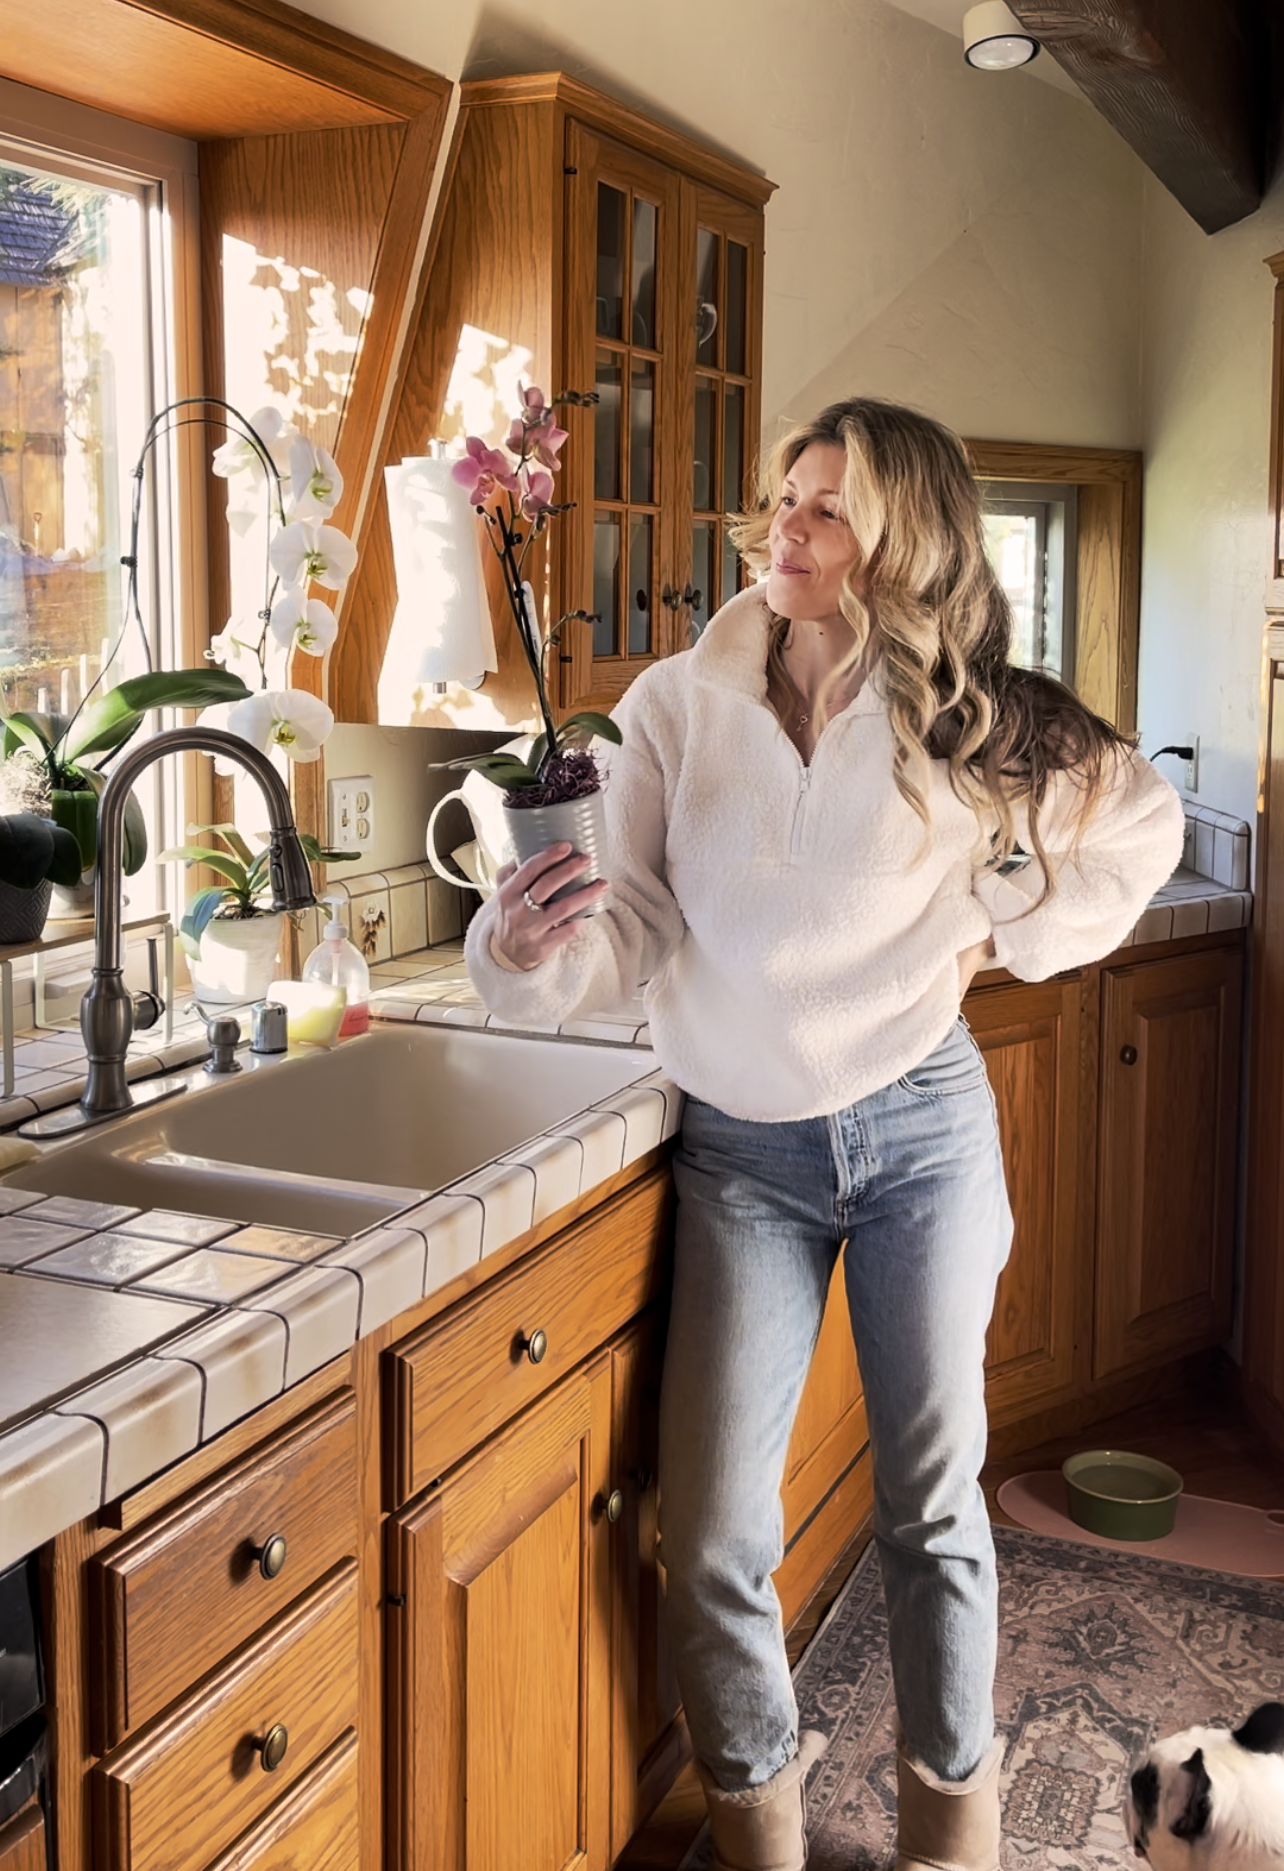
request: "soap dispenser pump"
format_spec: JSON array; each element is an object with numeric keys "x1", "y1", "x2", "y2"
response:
[{"x1": 301, "y1": 894, "x2": 371, "y2": 1037}]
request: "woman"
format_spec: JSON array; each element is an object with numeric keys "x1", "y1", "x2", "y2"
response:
[{"x1": 465, "y1": 397, "x2": 1185, "y2": 1871}]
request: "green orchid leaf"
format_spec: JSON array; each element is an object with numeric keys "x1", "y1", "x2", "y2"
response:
[
  {"x1": 298, "y1": 834, "x2": 361, "y2": 865},
  {"x1": 0, "y1": 813, "x2": 82, "y2": 890},
  {"x1": 180, "y1": 885, "x2": 234, "y2": 950},
  {"x1": 560, "y1": 710, "x2": 622, "y2": 747},
  {"x1": 157, "y1": 845, "x2": 252, "y2": 891},
  {"x1": 180, "y1": 821, "x2": 257, "y2": 869},
  {"x1": 432, "y1": 752, "x2": 542, "y2": 788},
  {"x1": 2, "y1": 711, "x2": 70, "y2": 765},
  {"x1": 79, "y1": 769, "x2": 149, "y2": 876},
  {"x1": 528, "y1": 733, "x2": 549, "y2": 775},
  {"x1": 64, "y1": 669, "x2": 255, "y2": 765}
]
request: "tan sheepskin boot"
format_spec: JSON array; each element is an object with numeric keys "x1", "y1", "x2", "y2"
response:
[
  {"x1": 696, "y1": 1729, "x2": 827, "y2": 1871},
  {"x1": 895, "y1": 1738, "x2": 1003, "y2": 1871}
]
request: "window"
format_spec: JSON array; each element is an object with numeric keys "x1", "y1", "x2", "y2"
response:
[
  {"x1": 980, "y1": 479, "x2": 1078, "y2": 685},
  {"x1": 0, "y1": 78, "x2": 200, "y2": 916}
]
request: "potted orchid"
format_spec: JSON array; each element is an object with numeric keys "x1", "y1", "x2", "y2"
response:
[{"x1": 434, "y1": 385, "x2": 620, "y2": 909}]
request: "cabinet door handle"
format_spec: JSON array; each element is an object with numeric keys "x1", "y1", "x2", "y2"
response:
[
  {"x1": 594, "y1": 1488, "x2": 625, "y2": 1523},
  {"x1": 254, "y1": 1723, "x2": 289, "y2": 1773},
  {"x1": 517, "y1": 1328, "x2": 548, "y2": 1365},
  {"x1": 660, "y1": 585, "x2": 682, "y2": 611},
  {"x1": 252, "y1": 1533, "x2": 288, "y2": 1580},
  {"x1": 1120, "y1": 1045, "x2": 1138, "y2": 1065}
]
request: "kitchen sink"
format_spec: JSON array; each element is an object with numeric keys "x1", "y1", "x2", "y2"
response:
[{"x1": 4, "y1": 1025, "x2": 653, "y2": 1235}]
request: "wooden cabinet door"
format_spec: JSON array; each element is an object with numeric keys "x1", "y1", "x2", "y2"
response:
[
  {"x1": 560, "y1": 121, "x2": 682, "y2": 712},
  {"x1": 605, "y1": 1312, "x2": 680, "y2": 1861},
  {"x1": 781, "y1": 1250, "x2": 866, "y2": 1548},
  {"x1": 1094, "y1": 946, "x2": 1242, "y2": 1378},
  {"x1": 969, "y1": 975, "x2": 1090, "y2": 1424},
  {"x1": 204, "y1": 1731, "x2": 359, "y2": 1871},
  {"x1": 386, "y1": 1359, "x2": 613, "y2": 1871}
]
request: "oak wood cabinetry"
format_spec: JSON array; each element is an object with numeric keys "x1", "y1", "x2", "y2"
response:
[
  {"x1": 972, "y1": 931, "x2": 1245, "y2": 1439},
  {"x1": 334, "y1": 73, "x2": 774, "y2": 726}
]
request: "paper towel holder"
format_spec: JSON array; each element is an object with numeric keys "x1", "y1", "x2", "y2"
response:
[{"x1": 382, "y1": 447, "x2": 499, "y2": 700}]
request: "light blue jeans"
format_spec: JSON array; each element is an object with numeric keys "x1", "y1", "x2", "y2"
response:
[{"x1": 658, "y1": 1018, "x2": 1012, "y2": 1792}]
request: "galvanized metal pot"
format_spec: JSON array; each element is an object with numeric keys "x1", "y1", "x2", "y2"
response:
[{"x1": 502, "y1": 789, "x2": 608, "y2": 917}]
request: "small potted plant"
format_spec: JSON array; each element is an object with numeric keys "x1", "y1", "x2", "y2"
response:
[
  {"x1": 0, "y1": 751, "x2": 85, "y2": 944},
  {"x1": 434, "y1": 385, "x2": 621, "y2": 911},
  {"x1": 161, "y1": 822, "x2": 359, "y2": 1005}
]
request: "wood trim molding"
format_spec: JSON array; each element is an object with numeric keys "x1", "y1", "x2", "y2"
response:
[
  {"x1": 965, "y1": 439, "x2": 1142, "y2": 731},
  {"x1": 460, "y1": 71, "x2": 776, "y2": 207}
]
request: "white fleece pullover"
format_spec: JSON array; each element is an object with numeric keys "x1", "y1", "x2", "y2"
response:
[{"x1": 465, "y1": 589, "x2": 1186, "y2": 1123}]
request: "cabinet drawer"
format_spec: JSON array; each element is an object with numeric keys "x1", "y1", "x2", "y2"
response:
[
  {"x1": 204, "y1": 1730, "x2": 359, "y2": 1871},
  {"x1": 388, "y1": 1167, "x2": 671, "y2": 1501},
  {"x1": 91, "y1": 1391, "x2": 357, "y2": 1750},
  {"x1": 93, "y1": 1562, "x2": 359, "y2": 1871}
]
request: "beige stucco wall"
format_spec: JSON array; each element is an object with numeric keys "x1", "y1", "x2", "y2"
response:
[
  {"x1": 1134, "y1": 174, "x2": 1284, "y2": 828},
  {"x1": 289, "y1": 0, "x2": 1145, "y2": 452}
]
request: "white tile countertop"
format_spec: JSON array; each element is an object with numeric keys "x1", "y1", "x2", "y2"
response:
[
  {"x1": 0, "y1": 804, "x2": 1250, "y2": 1569},
  {"x1": 0, "y1": 1005, "x2": 680, "y2": 1569}
]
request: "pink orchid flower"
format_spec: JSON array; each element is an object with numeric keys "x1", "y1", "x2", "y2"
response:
[
  {"x1": 452, "y1": 436, "x2": 519, "y2": 505},
  {"x1": 520, "y1": 467, "x2": 555, "y2": 519}
]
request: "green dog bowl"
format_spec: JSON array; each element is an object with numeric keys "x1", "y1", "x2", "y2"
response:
[{"x1": 1061, "y1": 1449, "x2": 1183, "y2": 1541}]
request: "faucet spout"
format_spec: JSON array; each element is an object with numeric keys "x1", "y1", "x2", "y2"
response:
[{"x1": 80, "y1": 725, "x2": 317, "y2": 1120}]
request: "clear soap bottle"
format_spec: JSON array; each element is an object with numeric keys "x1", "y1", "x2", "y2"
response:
[{"x1": 301, "y1": 894, "x2": 371, "y2": 1037}]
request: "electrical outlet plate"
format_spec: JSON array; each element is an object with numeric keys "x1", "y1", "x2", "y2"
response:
[
  {"x1": 1183, "y1": 733, "x2": 1200, "y2": 794},
  {"x1": 328, "y1": 776, "x2": 376, "y2": 855}
]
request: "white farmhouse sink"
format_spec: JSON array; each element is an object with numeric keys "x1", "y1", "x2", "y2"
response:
[{"x1": 6, "y1": 1026, "x2": 653, "y2": 1235}]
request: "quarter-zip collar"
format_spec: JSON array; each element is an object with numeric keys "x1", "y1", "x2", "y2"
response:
[{"x1": 688, "y1": 584, "x2": 884, "y2": 721}]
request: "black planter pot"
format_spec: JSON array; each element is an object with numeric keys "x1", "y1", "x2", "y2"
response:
[{"x1": 0, "y1": 879, "x2": 53, "y2": 946}]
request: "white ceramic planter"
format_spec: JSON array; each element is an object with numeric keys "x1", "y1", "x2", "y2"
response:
[{"x1": 189, "y1": 910, "x2": 285, "y2": 1006}]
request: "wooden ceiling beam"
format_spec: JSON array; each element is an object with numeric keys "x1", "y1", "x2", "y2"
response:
[{"x1": 1007, "y1": 0, "x2": 1269, "y2": 234}]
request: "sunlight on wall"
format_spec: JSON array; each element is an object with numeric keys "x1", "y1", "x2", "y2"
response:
[{"x1": 440, "y1": 322, "x2": 534, "y2": 450}]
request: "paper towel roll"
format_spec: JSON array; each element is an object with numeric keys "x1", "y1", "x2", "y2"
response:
[{"x1": 381, "y1": 457, "x2": 498, "y2": 697}]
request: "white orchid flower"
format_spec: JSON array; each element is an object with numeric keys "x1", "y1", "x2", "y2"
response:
[
  {"x1": 228, "y1": 688, "x2": 335, "y2": 763},
  {"x1": 206, "y1": 620, "x2": 261, "y2": 678},
  {"x1": 286, "y1": 436, "x2": 344, "y2": 521},
  {"x1": 212, "y1": 408, "x2": 294, "y2": 536},
  {"x1": 269, "y1": 590, "x2": 338, "y2": 657},
  {"x1": 269, "y1": 520, "x2": 358, "y2": 591}
]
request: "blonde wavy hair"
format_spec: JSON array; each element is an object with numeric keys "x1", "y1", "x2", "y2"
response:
[{"x1": 731, "y1": 396, "x2": 1131, "y2": 874}]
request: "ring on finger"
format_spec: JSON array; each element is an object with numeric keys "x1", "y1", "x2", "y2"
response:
[{"x1": 522, "y1": 888, "x2": 541, "y2": 914}]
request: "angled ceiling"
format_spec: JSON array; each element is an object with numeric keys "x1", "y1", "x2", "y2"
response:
[{"x1": 884, "y1": 0, "x2": 1281, "y2": 234}]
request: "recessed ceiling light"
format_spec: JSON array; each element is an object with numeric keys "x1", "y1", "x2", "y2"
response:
[{"x1": 963, "y1": 0, "x2": 1040, "y2": 69}]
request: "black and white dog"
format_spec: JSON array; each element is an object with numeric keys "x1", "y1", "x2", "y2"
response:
[{"x1": 1125, "y1": 1703, "x2": 1284, "y2": 1866}]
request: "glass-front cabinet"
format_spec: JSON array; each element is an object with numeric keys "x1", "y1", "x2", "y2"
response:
[
  {"x1": 557, "y1": 111, "x2": 767, "y2": 713},
  {"x1": 356, "y1": 74, "x2": 770, "y2": 728}
]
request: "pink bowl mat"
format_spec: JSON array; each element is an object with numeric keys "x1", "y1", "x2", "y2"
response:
[{"x1": 997, "y1": 1470, "x2": 1284, "y2": 1577}]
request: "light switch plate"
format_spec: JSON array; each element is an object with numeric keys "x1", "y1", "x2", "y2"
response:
[{"x1": 328, "y1": 775, "x2": 375, "y2": 855}]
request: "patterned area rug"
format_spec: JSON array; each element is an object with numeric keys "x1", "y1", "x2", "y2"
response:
[{"x1": 682, "y1": 1523, "x2": 1284, "y2": 1869}]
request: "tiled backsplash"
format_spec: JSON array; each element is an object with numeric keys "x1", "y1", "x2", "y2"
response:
[
  {"x1": 294, "y1": 859, "x2": 475, "y2": 964},
  {"x1": 1182, "y1": 803, "x2": 1250, "y2": 890}
]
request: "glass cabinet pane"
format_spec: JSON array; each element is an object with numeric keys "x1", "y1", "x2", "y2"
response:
[
  {"x1": 593, "y1": 517, "x2": 621, "y2": 657},
  {"x1": 692, "y1": 521, "x2": 714, "y2": 643},
  {"x1": 694, "y1": 377, "x2": 715, "y2": 511},
  {"x1": 630, "y1": 361, "x2": 655, "y2": 504},
  {"x1": 628, "y1": 516, "x2": 653, "y2": 655},
  {"x1": 723, "y1": 383, "x2": 745, "y2": 513},
  {"x1": 725, "y1": 242, "x2": 748, "y2": 375},
  {"x1": 695, "y1": 226, "x2": 718, "y2": 366},
  {"x1": 632, "y1": 198, "x2": 657, "y2": 348},
  {"x1": 596, "y1": 184, "x2": 625, "y2": 340},
  {"x1": 594, "y1": 351, "x2": 622, "y2": 502}
]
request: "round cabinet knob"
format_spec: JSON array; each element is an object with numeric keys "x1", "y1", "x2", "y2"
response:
[
  {"x1": 518, "y1": 1328, "x2": 548, "y2": 1365},
  {"x1": 1120, "y1": 1045, "x2": 1138, "y2": 1066},
  {"x1": 255, "y1": 1723, "x2": 289, "y2": 1773},
  {"x1": 253, "y1": 1533, "x2": 288, "y2": 1581},
  {"x1": 595, "y1": 1488, "x2": 625, "y2": 1524}
]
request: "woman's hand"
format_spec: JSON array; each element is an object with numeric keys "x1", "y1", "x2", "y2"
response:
[
  {"x1": 957, "y1": 936, "x2": 997, "y2": 997},
  {"x1": 489, "y1": 844, "x2": 611, "y2": 972}
]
